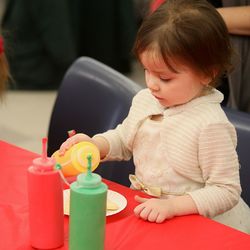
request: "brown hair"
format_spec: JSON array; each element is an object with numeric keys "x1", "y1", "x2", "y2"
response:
[
  {"x1": 134, "y1": 0, "x2": 233, "y2": 87},
  {"x1": 0, "y1": 36, "x2": 10, "y2": 99}
]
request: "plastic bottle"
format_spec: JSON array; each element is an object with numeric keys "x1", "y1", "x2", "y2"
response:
[
  {"x1": 52, "y1": 141, "x2": 100, "y2": 177},
  {"x1": 27, "y1": 138, "x2": 64, "y2": 249},
  {"x1": 69, "y1": 154, "x2": 107, "y2": 250}
]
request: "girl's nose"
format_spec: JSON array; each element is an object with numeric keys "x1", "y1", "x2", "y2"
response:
[{"x1": 146, "y1": 73, "x2": 160, "y2": 91}]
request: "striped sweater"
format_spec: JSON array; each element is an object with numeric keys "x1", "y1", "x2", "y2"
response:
[{"x1": 100, "y1": 88, "x2": 241, "y2": 218}]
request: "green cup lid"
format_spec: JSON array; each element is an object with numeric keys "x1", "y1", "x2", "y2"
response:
[
  {"x1": 76, "y1": 154, "x2": 101, "y2": 188},
  {"x1": 77, "y1": 172, "x2": 101, "y2": 188}
]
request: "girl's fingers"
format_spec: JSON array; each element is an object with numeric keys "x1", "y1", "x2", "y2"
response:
[
  {"x1": 134, "y1": 195, "x2": 149, "y2": 203},
  {"x1": 59, "y1": 140, "x2": 73, "y2": 155},
  {"x1": 148, "y1": 210, "x2": 159, "y2": 222},
  {"x1": 134, "y1": 203, "x2": 146, "y2": 216}
]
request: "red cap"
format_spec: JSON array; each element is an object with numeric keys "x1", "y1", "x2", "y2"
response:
[{"x1": 0, "y1": 36, "x2": 4, "y2": 54}]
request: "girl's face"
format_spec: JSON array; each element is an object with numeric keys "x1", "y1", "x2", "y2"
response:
[{"x1": 140, "y1": 51, "x2": 209, "y2": 108}]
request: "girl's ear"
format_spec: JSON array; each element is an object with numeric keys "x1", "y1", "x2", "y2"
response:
[
  {"x1": 201, "y1": 75, "x2": 212, "y2": 86},
  {"x1": 201, "y1": 68, "x2": 218, "y2": 86}
]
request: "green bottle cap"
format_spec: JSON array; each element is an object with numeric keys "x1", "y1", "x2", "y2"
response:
[{"x1": 76, "y1": 154, "x2": 101, "y2": 188}]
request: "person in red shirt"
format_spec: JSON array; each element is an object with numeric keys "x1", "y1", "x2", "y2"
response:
[{"x1": 150, "y1": 0, "x2": 165, "y2": 12}]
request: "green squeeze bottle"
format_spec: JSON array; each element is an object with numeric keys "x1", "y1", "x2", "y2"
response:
[{"x1": 69, "y1": 154, "x2": 107, "y2": 250}]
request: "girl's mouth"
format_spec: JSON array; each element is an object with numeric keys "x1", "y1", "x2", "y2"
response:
[{"x1": 154, "y1": 95, "x2": 163, "y2": 100}]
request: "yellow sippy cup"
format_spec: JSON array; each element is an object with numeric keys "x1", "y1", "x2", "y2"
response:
[{"x1": 52, "y1": 141, "x2": 100, "y2": 177}]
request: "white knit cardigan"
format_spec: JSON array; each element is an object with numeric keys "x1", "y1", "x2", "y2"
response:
[{"x1": 99, "y1": 88, "x2": 241, "y2": 218}]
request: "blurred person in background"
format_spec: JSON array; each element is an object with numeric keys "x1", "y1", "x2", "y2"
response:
[
  {"x1": 69, "y1": 0, "x2": 137, "y2": 74},
  {"x1": 0, "y1": 0, "x2": 7, "y2": 24},
  {"x1": 1, "y1": 0, "x2": 77, "y2": 90},
  {"x1": 217, "y1": 1, "x2": 250, "y2": 112},
  {"x1": 0, "y1": 35, "x2": 10, "y2": 98}
]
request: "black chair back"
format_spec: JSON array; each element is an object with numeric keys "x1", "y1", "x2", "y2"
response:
[
  {"x1": 223, "y1": 107, "x2": 250, "y2": 206},
  {"x1": 48, "y1": 57, "x2": 142, "y2": 186}
]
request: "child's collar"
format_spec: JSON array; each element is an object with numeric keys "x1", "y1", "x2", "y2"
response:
[{"x1": 163, "y1": 88, "x2": 223, "y2": 116}]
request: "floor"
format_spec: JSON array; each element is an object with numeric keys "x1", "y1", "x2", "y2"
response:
[{"x1": 0, "y1": 61, "x2": 144, "y2": 154}]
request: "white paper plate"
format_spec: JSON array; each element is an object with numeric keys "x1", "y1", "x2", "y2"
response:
[
  {"x1": 63, "y1": 189, "x2": 127, "y2": 216},
  {"x1": 106, "y1": 189, "x2": 127, "y2": 216}
]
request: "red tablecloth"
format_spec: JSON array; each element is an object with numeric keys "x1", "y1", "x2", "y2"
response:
[{"x1": 1, "y1": 140, "x2": 250, "y2": 250}]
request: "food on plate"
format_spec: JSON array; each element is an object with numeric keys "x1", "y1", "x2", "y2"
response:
[{"x1": 107, "y1": 198, "x2": 119, "y2": 211}]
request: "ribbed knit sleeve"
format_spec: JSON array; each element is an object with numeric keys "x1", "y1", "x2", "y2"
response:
[
  {"x1": 98, "y1": 121, "x2": 133, "y2": 161},
  {"x1": 187, "y1": 123, "x2": 241, "y2": 218}
]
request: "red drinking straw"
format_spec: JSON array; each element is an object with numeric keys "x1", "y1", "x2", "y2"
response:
[
  {"x1": 42, "y1": 137, "x2": 48, "y2": 162},
  {"x1": 68, "y1": 129, "x2": 76, "y2": 138}
]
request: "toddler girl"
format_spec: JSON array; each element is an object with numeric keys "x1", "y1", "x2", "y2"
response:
[{"x1": 59, "y1": 0, "x2": 250, "y2": 233}]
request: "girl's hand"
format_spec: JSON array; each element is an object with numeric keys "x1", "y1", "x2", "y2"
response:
[
  {"x1": 59, "y1": 133, "x2": 93, "y2": 155},
  {"x1": 134, "y1": 195, "x2": 175, "y2": 223}
]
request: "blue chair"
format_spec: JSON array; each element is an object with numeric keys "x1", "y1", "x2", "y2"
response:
[
  {"x1": 223, "y1": 107, "x2": 250, "y2": 206},
  {"x1": 47, "y1": 57, "x2": 142, "y2": 186}
]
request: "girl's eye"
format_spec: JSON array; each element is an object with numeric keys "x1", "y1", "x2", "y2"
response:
[{"x1": 160, "y1": 77, "x2": 171, "y2": 82}]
